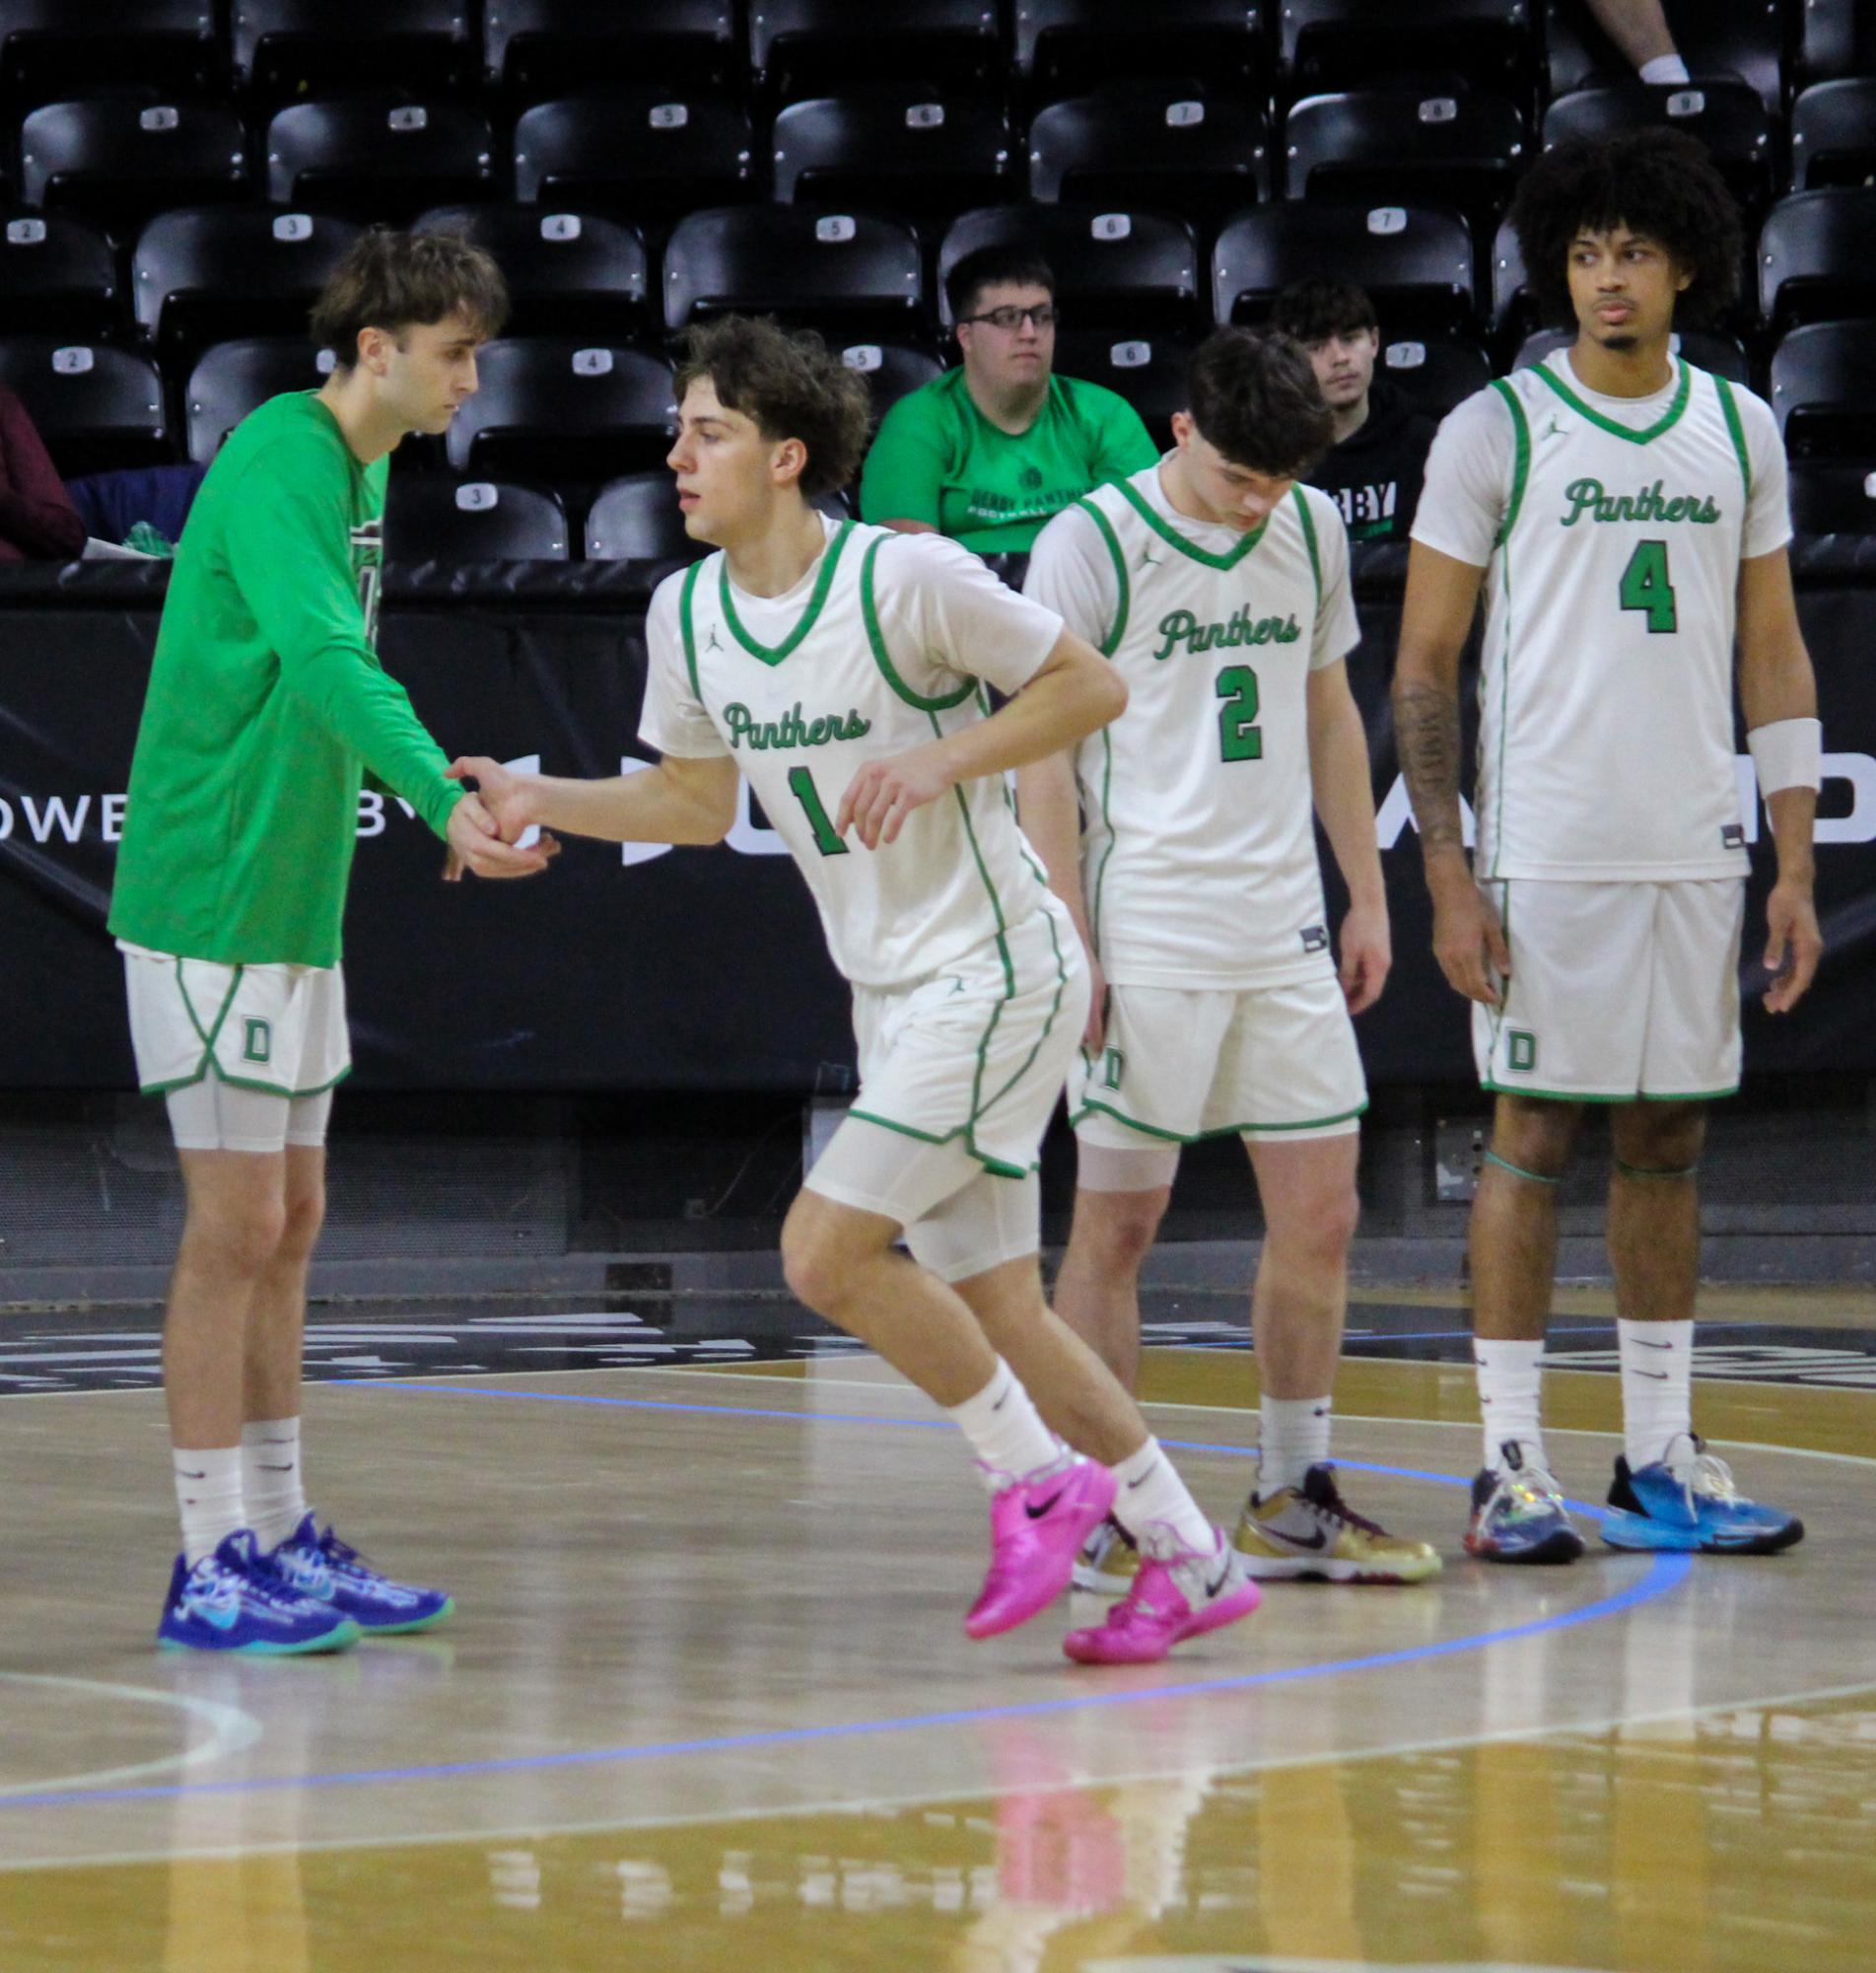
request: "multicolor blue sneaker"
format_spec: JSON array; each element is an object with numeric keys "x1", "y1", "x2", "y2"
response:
[
  {"x1": 263, "y1": 1515, "x2": 455, "y2": 1634},
  {"x1": 1601, "y1": 1437, "x2": 1804, "y2": 1555},
  {"x1": 1465, "y1": 1443, "x2": 1585, "y2": 1565},
  {"x1": 158, "y1": 1530, "x2": 361, "y2": 1655}
]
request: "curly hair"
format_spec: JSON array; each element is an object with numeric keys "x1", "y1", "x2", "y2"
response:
[
  {"x1": 1511, "y1": 127, "x2": 1742, "y2": 330},
  {"x1": 674, "y1": 316, "x2": 872, "y2": 499},
  {"x1": 1187, "y1": 327, "x2": 1335, "y2": 477},
  {"x1": 311, "y1": 228, "x2": 507, "y2": 366}
]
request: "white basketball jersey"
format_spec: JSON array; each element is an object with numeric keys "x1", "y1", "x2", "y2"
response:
[
  {"x1": 1037, "y1": 466, "x2": 1359, "y2": 989},
  {"x1": 641, "y1": 519, "x2": 1063, "y2": 990},
  {"x1": 1450, "y1": 357, "x2": 1769, "y2": 881}
]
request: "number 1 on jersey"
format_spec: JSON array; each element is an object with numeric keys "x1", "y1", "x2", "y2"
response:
[
  {"x1": 1619, "y1": 539, "x2": 1678, "y2": 634},
  {"x1": 787, "y1": 766, "x2": 849, "y2": 856},
  {"x1": 1216, "y1": 665, "x2": 1263, "y2": 762}
]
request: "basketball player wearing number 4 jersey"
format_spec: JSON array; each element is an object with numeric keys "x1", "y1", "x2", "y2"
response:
[
  {"x1": 1019, "y1": 328, "x2": 1440, "y2": 1592},
  {"x1": 1395, "y1": 129, "x2": 1821, "y2": 1563},
  {"x1": 453, "y1": 317, "x2": 1260, "y2": 1664}
]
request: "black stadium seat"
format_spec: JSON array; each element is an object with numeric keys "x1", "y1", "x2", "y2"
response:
[
  {"x1": 484, "y1": 0, "x2": 741, "y2": 104},
  {"x1": 772, "y1": 89, "x2": 1013, "y2": 218},
  {"x1": 1513, "y1": 325, "x2": 1752, "y2": 385},
  {"x1": 1282, "y1": 88, "x2": 1528, "y2": 235},
  {"x1": 748, "y1": 0, "x2": 1003, "y2": 105},
  {"x1": 1794, "y1": 0, "x2": 1871, "y2": 91},
  {"x1": 185, "y1": 336, "x2": 334, "y2": 464},
  {"x1": 231, "y1": 0, "x2": 475, "y2": 110},
  {"x1": 1026, "y1": 83, "x2": 1272, "y2": 228},
  {"x1": 1758, "y1": 190, "x2": 1876, "y2": 332},
  {"x1": 1011, "y1": 1, "x2": 1265, "y2": 105},
  {"x1": 1375, "y1": 334, "x2": 1493, "y2": 418},
  {"x1": 1278, "y1": 0, "x2": 1534, "y2": 96},
  {"x1": 837, "y1": 342, "x2": 944, "y2": 427},
  {"x1": 384, "y1": 474, "x2": 570, "y2": 562},
  {"x1": 1214, "y1": 203, "x2": 1475, "y2": 334},
  {"x1": 939, "y1": 205, "x2": 1202, "y2": 333},
  {"x1": 444, "y1": 338, "x2": 676, "y2": 480},
  {"x1": 0, "y1": 335, "x2": 169, "y2": 475},
  {"x1": 513, "y1": 92, "x2": 757, "y2": 220},
  {"x1": 661, "y1": 207, "x2": 923, "y2": 336},
  {"x1": 0, "y1": 0, "x2": 223, "y2": 111},
  {"x1": 0, "y1": 209, "x2": 121, "y2": 339},
  {"x1": 1541, "y1": 82, "x2": 1776, "y2": 216},
  {"x1": 264, "y1": 94, "x2": 495, "y2": 221},
  {"x1": 1544, "y1": 0, "x2": 1786, "y2": 119},
  {"x1": 1770, "y1": 321, "x2": 1876, "y2": 458},
  {"x1": 415, "y1": 204, "x2": 649, "y2": 337},
  {"x1": 132, "y1": 208, "x2": 365, "y2": 361},
  {"x1": 1489, "y1": 213, "x2": 1536, "y2": 347},
  {"x1": 18, "y1": 99, "x2": 249, "y2": 240},
  {"x1": 1051, "y1": 328, "x2": 1192, "y2": 450},
  {"x1": 1786, "y1": 462, "x2": 1876, "y2": 536},
  {"x1": 583, "y1": 469, "x2": 705, "y2": 569},
  {"x1": 1788, "y1": 81, "x2": 1876, "y2": 193}
]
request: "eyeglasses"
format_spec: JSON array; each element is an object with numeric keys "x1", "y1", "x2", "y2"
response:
[{"x1": 957, "y1": 304, "x2": 1060, "y2": 331}]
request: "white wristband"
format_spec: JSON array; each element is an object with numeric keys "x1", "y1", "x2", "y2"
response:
[{"x1": 1747, "y1": 717, "x2": 1822, "y2": 796}]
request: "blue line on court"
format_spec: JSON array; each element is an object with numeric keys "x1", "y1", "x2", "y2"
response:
[{"x1": 0, "y1": 1382, "x2": 1688, "y2": 1815}]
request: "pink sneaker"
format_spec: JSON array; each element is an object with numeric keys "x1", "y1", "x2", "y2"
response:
[
  {"x1": 1062, "y1": 1526, "x2": 1260, "y2": 1665},
  {"x1": 965, "y1": 1457, "x2": 1118, "y2": 1641}
]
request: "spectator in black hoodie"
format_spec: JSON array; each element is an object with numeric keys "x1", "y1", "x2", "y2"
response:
[{"x1": 1272, "y1": 279, "x2": 1436, "y2": 545}]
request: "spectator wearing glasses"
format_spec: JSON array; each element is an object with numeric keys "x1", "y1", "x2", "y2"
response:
[{"x1": 860, "y1": 246, "x2": 1157, "y2": 554}]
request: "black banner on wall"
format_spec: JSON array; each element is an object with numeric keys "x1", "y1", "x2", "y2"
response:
[{"x1": 2, "y1": 575, "x2": 1873, "y2": 1092}]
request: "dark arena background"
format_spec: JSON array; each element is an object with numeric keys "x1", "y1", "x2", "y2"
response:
[{"x1": 2, "y1": 5, "x2": 1875, "y2": 1970}]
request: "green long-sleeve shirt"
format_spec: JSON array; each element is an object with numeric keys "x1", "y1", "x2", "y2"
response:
[{"x1": 109, "y1": 392, "x2": 462, "y2": 967}]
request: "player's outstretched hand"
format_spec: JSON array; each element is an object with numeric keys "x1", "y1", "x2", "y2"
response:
[
  {"x1": 1430, "y1": 874, "x2": 1509, "y2": 1007},
  {"x1": 1762, "y1": 880, "x2": 1823, "y2": 1014},
  {"x1": 1338, "y1": 899, "x2": 1392, "y2": 1017},
  {"x1": 441, "y1": 785, "x2": 558, "y2": 882},
  {"x1": 836, "y1": 744, "x2": 955, "y2": 850},
  {"x1": 447, "y1": 756, "x2": 537, "y2": 843}
]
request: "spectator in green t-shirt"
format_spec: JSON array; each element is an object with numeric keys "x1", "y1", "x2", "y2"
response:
[{"x1": 859, "y1": 246, "x2": 1157, "y2": 554}]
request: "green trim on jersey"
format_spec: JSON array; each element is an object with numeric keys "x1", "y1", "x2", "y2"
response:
[
  {"x1": 974, "y1": 897, "x2": 1072, "y2": 1131},
  {"x1": 678, "y1": 559, "x2": 706, "y2": 701},
  {"x1": 1293, "y1": 487, "x2": 1322, "y2": 609},
  {"x1": 859, "y1": 536, "x2": 976, "y2": 711},
  {"x1": 1531, "y1": 356, "x2": 1692, "y2": 446},
  {"x1": 1074, "y1": 497, "x2": 1131, "y2": 655},
  {"x1": 719, "y1": 519, "x2": 856, "y2": 666},
  {"x1": 845, "y1": 1109, "x2": 1033, "y2": 1180},
  {"x1": 1714, "y1": 375, "x2": 1753, "y2": 501},
  {"x1": 1072, "y1": 1092, "x2": 1368, "y2": 1143},
  {"x1": 178, "y1": 959, "x2": 244, "y2": 1058},
  {"x1": 1489, "y1": 379, "x2": 1531, "y2": 545},
  {"x1": 1482, "y1": 1080, "x2": 1739, "y2": 1104},
  {"x1": 1114, "y1": 477, "x2": 1268, "y2": 569}
]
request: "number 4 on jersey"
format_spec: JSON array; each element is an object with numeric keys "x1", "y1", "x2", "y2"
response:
[{"x1": 1619, "y1": 539, "x2": 1678, "y2": 634}]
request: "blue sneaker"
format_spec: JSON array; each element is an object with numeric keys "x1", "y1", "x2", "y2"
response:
[
  {"x1": 264, "y1": 1515, "x2": 455, "y2": 1635},
  {"x1": 1465, "y1": 1443, "x2": 1585, "y2": 1565},
  {"x1": 1601, "y1": 1437, "x2": 1804, "y2": 1555},
  {"x1": 158, "y1": 1530, "x2": 361, "y2": 1655}
]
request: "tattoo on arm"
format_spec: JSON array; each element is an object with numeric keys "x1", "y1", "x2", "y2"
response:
[{"x1": 1393, "y1": 680, "x2": 1465, "y2": 860}]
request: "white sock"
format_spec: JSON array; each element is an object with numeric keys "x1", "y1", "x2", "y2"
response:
[
  {"x1": 243, "y1": 1417, "x2": 308, "y2": 1553},
  {"x1": 1618, "y1": 1318, "x2": 1695, "y2": 1470},
  {"x1": 1256, "y1": 1395, "x2": 1332, "y2": 1498},
  {"x1": 1109, "y1": 1438, "x2": 1215, "y2": 1558},
  {"x1": 1474, "y1": 1338, "x2": 1548, "y2": 1475},
  {"x1": 174, "y1": 1446, "x2": 245, "y2": 1567},
  {"x1": 1639, "y1": 53, "x2": 1691, "y2": 85},
  {"x1": 945, "y1": 1359, "x2": 1064, "y2": 1489}
]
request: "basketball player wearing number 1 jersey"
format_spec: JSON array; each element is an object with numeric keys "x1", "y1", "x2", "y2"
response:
[{"x1": 1396, "y1": 129, "x2": 1822, "y2": 1561}]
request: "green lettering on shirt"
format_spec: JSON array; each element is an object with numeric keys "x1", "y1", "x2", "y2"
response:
[
  {"x1": 1560, "y1": 477, "x2": 1722, "y2": 528},
  {"x1": 1151, "y1": 606, "x2": 1300, "y2": 662},
  {"x1": 722, "y1": 701, "x2": 873, "y2": 751}
]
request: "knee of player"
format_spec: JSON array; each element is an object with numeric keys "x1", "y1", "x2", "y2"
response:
[
  {"x1": 780, "y1": 1208, "x2": 859, "y2": 1314},
  {"x1": 1072, "y1": 1190, "x2": 1168, "y2": 1273},
  {"x1": 1611, "y1": 1103, "x2": 1705, "y2": 1175},
  {"x1": 1306, "y1": 1183, "x2": 1361, "y2": 1258},
  {"x1": 1491, "y1": 1095, "x2": 1578, "y2": 1177},
  {"x1": 278, "y1": 1186, "x2": 326, "y2": 1261},
  {"x1": 187, "y1": 1194, "x2": 290, "y2": 1275}
]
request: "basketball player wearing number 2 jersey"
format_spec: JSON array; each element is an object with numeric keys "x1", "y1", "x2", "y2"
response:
[
  {"x1": 1396, "y1": 130, "x2": 1822, "y2": 1562},
  {"x1": 452, "y1": 317, "x2": 1260, "y2": 1663}
]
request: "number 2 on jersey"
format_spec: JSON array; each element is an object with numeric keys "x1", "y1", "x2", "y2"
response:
[
  {"x1": 1216, "y1": 665, "x2": 1263, "y2": 762},
  {"x1": 787, "y1": 766, "x2": 849, "y2": 856},
  {"x1": 1619, "y1": 539, "x2": 1678, "y2": 634}
]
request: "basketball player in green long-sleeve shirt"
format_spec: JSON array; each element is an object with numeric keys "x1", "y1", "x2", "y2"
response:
[{"x1": 109, "y1": 230, "x2": 554, "y2": 1655}]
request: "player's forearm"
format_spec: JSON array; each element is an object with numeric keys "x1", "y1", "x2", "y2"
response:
[
  {"x1": 1764, "y1": 787, "x2": 1818, "y2": 887},
  {"x1": 1310, "y1": 698, "x2": 1386, "y2": 910},
  {"x1": 1739, "y1": 636, "x2": 1819, "y2": 734},
  {"x1": 932, "y1": 644, "x2": 1126, "y2": 788},
  {"x1": 1014, "y1": 751, "x2": 1094, "y2": 943},
  {"x1": 528, "y1": 765, "x2": 729, "y2": 846},
  {"x1": 1390, "y1": 664, "x2": 1470, "y2": 889}
]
